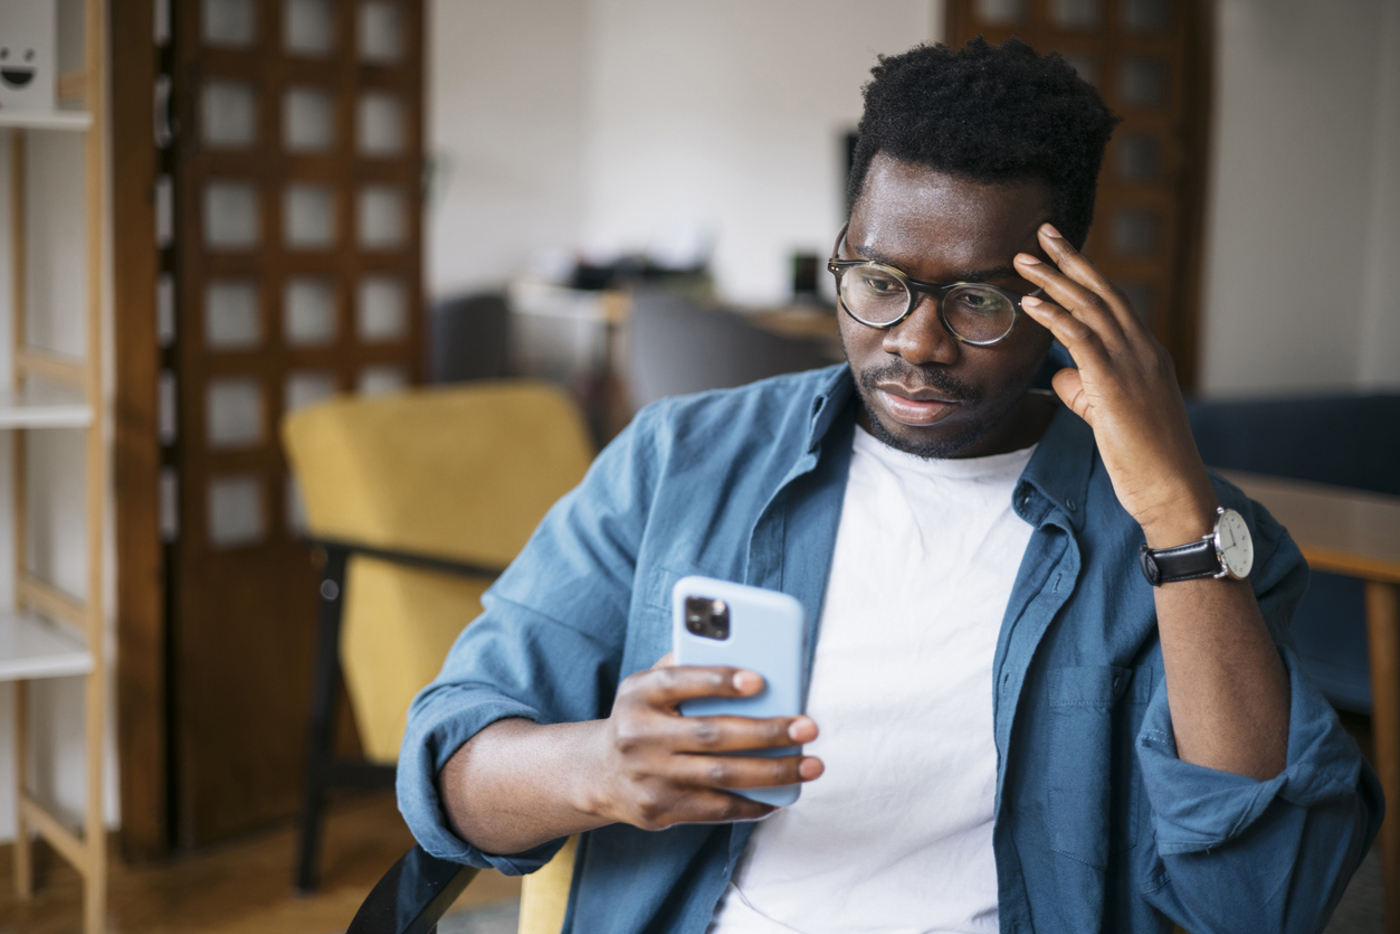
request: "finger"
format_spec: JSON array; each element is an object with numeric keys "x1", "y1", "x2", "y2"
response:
[
  {"x1": 1049, "y1": 367, "x2": 1091, "y2": 422},
  {"x1": 624, "y1": 664, "x2": 764, "y2": 708},
  {"x1": 680, "y1": 714, "x2": 819, "y2": 753},
  {"x1": 651, "y1": 652, "x2": 676, "y2": 669},
  {"x1": 1014, "y1": 251, "x2": 1124, "y2": 345},
  {"x1": 1020, "y1": 296, "x2": 1110, "y2": 366},
  {"x1": 1034, "y1": 224, "x2": 1142, "y2": 334},
  {"x1": 661, "y1": 788, "x2": 778, "y2": 826},
  {"x1": 676, "y1": 752, "x2": 824, "y2": 790}
]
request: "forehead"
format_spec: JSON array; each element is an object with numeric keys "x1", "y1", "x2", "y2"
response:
[{"x1": 848, "y1": 154, "x2": 1050, "y2": 279}]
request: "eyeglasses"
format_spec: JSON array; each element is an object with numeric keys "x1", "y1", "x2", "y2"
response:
[{"x1": 826, "y1": 225, "x2": 1041, "y2": 346}]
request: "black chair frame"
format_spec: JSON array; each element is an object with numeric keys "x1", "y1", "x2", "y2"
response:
[
  {"x1": 295, "y1": 537, "x2": 503, "y2": 894},
  {"x1": 347, "y1": 844, "x2": 479, "y2": 934}
]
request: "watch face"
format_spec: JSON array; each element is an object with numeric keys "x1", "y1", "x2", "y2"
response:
[{"x1": 1216, "y1": 508, "x2": 1254, "y2": 579}]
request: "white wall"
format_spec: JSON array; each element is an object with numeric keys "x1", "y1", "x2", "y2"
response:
[
  {"x1": 579, "y1": 0, "x2": 935, "y2": 305},
  {"x1": 426, "y1": 0, "x2": 591, "y2": 298},
  {"x1": 1200, "y1": 0, "x2": 1400, "y2": 395},
  {"x1": 427, "y1": 0, "x2": 937, "y2": 305}
]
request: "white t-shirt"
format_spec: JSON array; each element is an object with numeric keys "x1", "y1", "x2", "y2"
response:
[{"x1": 707, "y1": 425, "x2": 1037, "y2": 934}]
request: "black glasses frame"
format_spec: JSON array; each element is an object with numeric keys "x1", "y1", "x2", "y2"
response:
[{"x1": 826, "y1": 225, "x2": 1042, "y2": 346}]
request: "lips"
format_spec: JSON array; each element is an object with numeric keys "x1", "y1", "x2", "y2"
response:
[{"x1": 874, "y1": 385, "x2": 961, "y2": 426}]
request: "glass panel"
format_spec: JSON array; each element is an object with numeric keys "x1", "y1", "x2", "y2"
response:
[
  {"x1": 1116, "y1": 134, "x2": 1160, "y2": 180},
  {"x1": 202, "y1": 81, "x2": 255, "y2": 148},
  {"x1": 203, "y1": 0, "x2": 255, "y2": 47},
  {"x1": 1112, "y1": 209, "x2": 1159, "y2": 255},
  {"x1": 1123, "y1": 0, "x2": 1170, "y2": 32},
  {"x1": 1050, "y1": 0, "x2": 1099, "y2": 29},
  {"x1": 284, "y1": 87, "x2": 336, "y2": 152},
  {"x1": 208, "y1": 475, "x2": 265, "y2": 547},
  {"x1": 358, "y1": 186, "x2": 405, "y2": 249},
  {"x1": 1062, "y1": 55, "x2": 1099, "y2": 87},
  {"x1": 159, "y1": 370, "x2": 177, "y2": 445},
  {"x1": 206, "y1": 377, "x2": 264, "y2": 448},
  {"x1": 157, "y1": 272, "x2": 176, "y2": 347},
  {"x1": 359, "y1": 1, "x2": 404, "y2": 63},
  {"x1": 1116, "y1": 282, "x2": 1155, "y2": 326},
  {"x1": 284, "y1": 0, "x2": 334, "y2": 54},
  {"x1": 284, "y1": 278, "x2": 337, "y2": 345},
  {"x1": 358, "y1": 365, "x2": 407, "y2": 396},
  {"x1": 160, "y1": 467, "x2": 178, "y2": 542},
  {"x1": 1120, "y1": 58, "x2": 1166, "y2": 107},
  {"x1": 204, "y1": 180, "x2": 259, "y2": 248},
  {"x1": 974, "y1": 0, "x2": 1025, "y2": 25},
  {"x1": 285, "y1": 183, "x2": 336, "y2": 249},
  {"x1": 156, "y1": 174, "x2": 174, "y2": 247},
  {"x1": 357, "y1": 92, "x2": 404, "y2": 156},
  {"x1": 285, "y1": 370, "x2": 338, "y2": 412},
  {"x1": 356, "y1": 276, "x2": 406, "y2": 342},
  {"x1": 206, "y1": 280, "x2": 261, "y2": 349},
  {"x1": 286, "y1": 476, "x2": 309, "y2": 534}
]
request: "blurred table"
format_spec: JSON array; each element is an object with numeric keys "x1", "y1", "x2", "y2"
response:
[{"x1": 1220, "y1": 470, "x2": 1400, "y2": 932}]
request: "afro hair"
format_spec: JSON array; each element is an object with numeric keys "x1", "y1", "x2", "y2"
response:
[{"x1": 848, "y1": 38, "x2": 1119, "y2": 248}]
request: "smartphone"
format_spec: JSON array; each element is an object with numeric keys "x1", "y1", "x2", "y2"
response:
[{"x1": 671, "y1": 575, "x2": 806, "y2": 807}]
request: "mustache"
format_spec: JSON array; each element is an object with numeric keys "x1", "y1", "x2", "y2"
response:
[{"x1": 857, "y1": 362, "x2": 982, "y2": 405}]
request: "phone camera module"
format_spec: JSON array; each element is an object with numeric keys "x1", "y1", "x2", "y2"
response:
[{"x1": 684, "y1": 596, "x2": 730, "y2": 640}]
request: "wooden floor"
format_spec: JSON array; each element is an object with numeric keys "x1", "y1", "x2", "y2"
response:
[{"x1": 0, "y1": 793, "x2": 521, "y2": 934}]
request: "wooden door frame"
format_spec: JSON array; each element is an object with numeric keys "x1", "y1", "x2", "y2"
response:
[{"x1": 112, "y1": 0, "x2": 170, "y2": 861}]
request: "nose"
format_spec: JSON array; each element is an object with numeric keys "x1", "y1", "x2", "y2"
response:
[{"x1": 880, "y1": 293, "x2": 960, "y2": 366}]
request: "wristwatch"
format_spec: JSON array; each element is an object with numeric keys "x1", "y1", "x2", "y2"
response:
[{"x1": 1138, "y1": 507, "x2": 1254, "y2": 586}]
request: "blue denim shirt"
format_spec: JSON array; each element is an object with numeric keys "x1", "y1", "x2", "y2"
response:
[{"x1": 399, "y1": 364, "x2": 1381, "y2": 934}]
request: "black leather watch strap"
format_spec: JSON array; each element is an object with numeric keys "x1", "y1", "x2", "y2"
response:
[{"x1": 1138, "y1": 537, "x2": 1221, "y2": 586}]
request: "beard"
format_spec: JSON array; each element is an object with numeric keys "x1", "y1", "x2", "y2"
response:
[{"x1": 850, "y1": 358, "x2": 1039, "y2": 460}]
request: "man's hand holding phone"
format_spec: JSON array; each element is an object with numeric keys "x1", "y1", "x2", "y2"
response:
[{"x1": 583, "y1": 658, "x2": 822, "y2": 831}]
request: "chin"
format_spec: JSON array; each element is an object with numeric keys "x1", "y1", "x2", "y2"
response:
[{"x1": 859, "y1": 397, "x2": 1000, "y2": 459}]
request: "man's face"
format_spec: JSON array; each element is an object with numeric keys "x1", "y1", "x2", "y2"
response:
[{"x1": 839, "y1": 154, "x2": 1056, "y2": 459}]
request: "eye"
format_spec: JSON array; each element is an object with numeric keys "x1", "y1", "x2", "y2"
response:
[
  {"x1": 947, "y1": 287, "x2": 1011, "y2": 318},
  {"x1": 857, "y1": 270, "x2": 903, "y2": 296},
  {"x1": 25, "y1": 50, "x2": 35, "y2": 61}
]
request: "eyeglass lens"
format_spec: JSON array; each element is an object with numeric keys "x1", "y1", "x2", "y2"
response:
[{"x1": 838, "y1": 265, "x2": 1016, "y2": 343}]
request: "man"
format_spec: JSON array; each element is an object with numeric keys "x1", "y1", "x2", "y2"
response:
[{"x1": 400, "y1": 39, "x2": 1380, "y2": 933}]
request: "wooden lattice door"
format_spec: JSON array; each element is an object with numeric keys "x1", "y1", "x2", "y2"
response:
[
  {"x1": 946, "y1": 0, "x2": 1210, "y2": 390},
  {"x1": 169, "y1": 0, "x2": 424, "y2": 843}
]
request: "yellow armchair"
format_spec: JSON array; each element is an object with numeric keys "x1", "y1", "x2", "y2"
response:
[{"x1": 282, "y1": 380, "x2": 590, "y2": 925}]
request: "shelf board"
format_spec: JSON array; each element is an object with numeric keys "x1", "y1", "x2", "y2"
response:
[
  {"x1": 0, "y1": 110, "x2": 93, "y2": 131},
  {"x1": 0, "y1": 385, "x2": 92, "y2": 429},
  {"x1": 0, "y1": 610, "x2": 92, "y2": 682}
]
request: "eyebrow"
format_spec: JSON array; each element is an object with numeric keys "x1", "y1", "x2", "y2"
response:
[{"x1": 849, "y1": 241, "x2": 1022, "y2": 285}]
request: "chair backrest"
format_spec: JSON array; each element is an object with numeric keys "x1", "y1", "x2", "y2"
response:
[
  {"x1": 428, "y1": 292, "x2": 513, "y2": 384},
  {"x1": 282, "y1": 381, "x2": 594, "y2": 761},
  {"x1": 628, "y1": 289, "x2": 833, "y2": 409}
]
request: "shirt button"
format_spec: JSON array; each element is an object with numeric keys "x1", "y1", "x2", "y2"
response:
[{"x1": 1066, "y1": 498, "x2": 1077, "y2": 512}]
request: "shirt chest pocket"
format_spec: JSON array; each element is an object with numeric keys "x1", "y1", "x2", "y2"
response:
[{"x1": 1045, "y1": 664, "x2": 1153, "y2": 868}]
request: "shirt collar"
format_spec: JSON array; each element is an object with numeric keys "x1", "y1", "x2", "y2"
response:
[
  {"x1": 807, "y1": 367, "x2": 1093, "y2": 530},
  {"x1": 804, "y1": 365, "x2": 858, "y2": 454},
  {"x1": 1015, "y1": 398, "x2": 1094, "y2": 531}
]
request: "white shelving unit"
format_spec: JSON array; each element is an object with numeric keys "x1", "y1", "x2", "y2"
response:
[{"x1": 2, "y1": 2, "x2": 109, "y2": 932}]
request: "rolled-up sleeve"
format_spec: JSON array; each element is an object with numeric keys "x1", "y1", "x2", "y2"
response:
[
  {"x1": 1138, "y1": 504, "x2": 1384, "y2": 932},
  {"x1": 396, "y1": 406, "x2": 666, "y2": 873}
]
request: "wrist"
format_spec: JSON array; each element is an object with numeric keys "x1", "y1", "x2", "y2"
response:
[
  {"x1": 1139, "y1": 492, "x2": 1220, "y2": 549},
  {"x1": 570, "y1": 719, "x2": 619, "y2": 824}
]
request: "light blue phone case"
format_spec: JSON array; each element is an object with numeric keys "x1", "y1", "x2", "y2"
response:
[{"x1": 671, "y1": 575, "x2": 805, "y2": 807}]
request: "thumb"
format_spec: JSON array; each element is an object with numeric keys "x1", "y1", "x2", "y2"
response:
[{"x1": 651, "y1": 651, "x2": 676, "y2": 669}]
